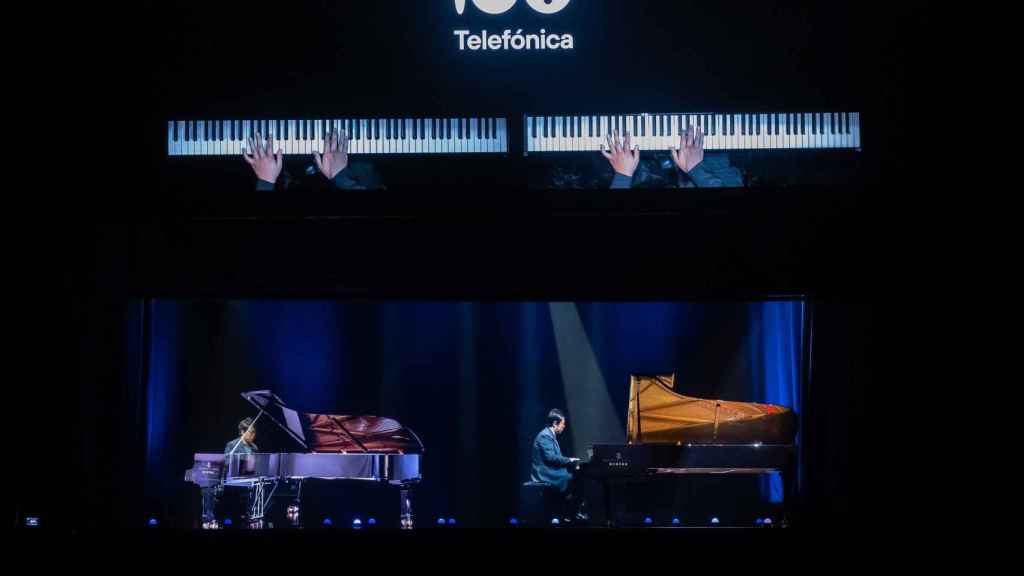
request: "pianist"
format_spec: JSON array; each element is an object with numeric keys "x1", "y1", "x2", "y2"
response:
[
  {"x1": 226, "y1": 417, "x2": 259, "y2": 455},
  {"x1": 245, "y1": 130, "x2": 373, "y2": 191},
  {"x1": 604, "y1": 127, "x2": 743, "y2": 189},
  {"x1": 532, "y1": 409, "x2": 581, "y2": 490},
  {"x1": 199, "y1": 418, "x2": 259, "y2": 529}
]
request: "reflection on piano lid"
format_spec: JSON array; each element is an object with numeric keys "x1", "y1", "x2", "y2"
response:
[
  {"x1": 240, "y1": 390, "x2": 424, "y2": 454},
  {"x1": 167, "y1": 118, "x2": 509, "y2": 156},
  {"x1": 524, "y1": 112, "x2": 861, "y2": 154}
]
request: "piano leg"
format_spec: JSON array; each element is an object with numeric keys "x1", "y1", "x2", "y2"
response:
[
  {"x1": 246, "y1": 479, "x2": 280, "y2": 529},
  {"x1": 603, "y1": 479, "x2": 618, "y2": 528},
  {"x1": 400, "y1": 486, "x2": 415, "y2": 530}
]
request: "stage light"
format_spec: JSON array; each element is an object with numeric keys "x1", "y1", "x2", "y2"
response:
[
  {"x1": 448, "y1": 518, "x2": 457, "y2": 526},
  {"x1": 551, "y1": 517, "x2": 560, "y2": 526},
  {"x1": 352, "y1": 518, "x2": 363, "y2": 529},
  {"x1": 147, "y1": 518, "x2": 159, "y2": 527},
  {"x1": 25, "y1": 517, "x2": 39, "y2": 528},
  {"x1": 509, "y1": 517, "x2": 519, "y2": 526},
  {"x1": 323, "y1": 518, "x2": 333, "y2": 527},
  {"x1": 367, "y1": 518, "x2": 377, "y2": 526},
  {"x1": 224, "y1": 519, "x2": 233, "y2": 527},
  {"x1": 763, "y1": 518, "x2": 773, "y2": 526},
  {"x1": 643, "y1": 517, "x2": 653, "y2": 525},
  {"x1": 671, "y1": 518, "x2": 681, "y2": 526},
  {"x1": 710, "y1": 517, "x2": 720, "y2": 525},
  {"x1": 756, "y1": 518, "x2": 764, "y2": 525},
  {"x1": 437, "y1": 517, "x2": 447, "y2": 525}
]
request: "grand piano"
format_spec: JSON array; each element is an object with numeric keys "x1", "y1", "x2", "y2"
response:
[
  {"x1": 578, "y1": 374, "x2": 797, "y2": 526},
  {"x1": 184, "y1": 391, "x2": 424, "y2": 529}
]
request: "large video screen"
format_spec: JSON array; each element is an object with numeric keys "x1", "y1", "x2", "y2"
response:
[{"x1": 154, "y1": 1, "x2": 872, "y2": 193}]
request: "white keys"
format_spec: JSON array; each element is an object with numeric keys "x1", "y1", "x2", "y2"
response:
[{"x1": 758, "y1": 113, "x2": 767, "y2": 150}]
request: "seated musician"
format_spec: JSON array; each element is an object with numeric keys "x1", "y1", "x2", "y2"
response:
[
  {"x1": 200, "y1": 418, "x2": 260, "y2": 529},
  {"x1": 531, "y1": 409, "x2": 583, "y2": 517},
  {"x1": 603, "y1": 126, "x2": 743, "y2": 189},
  {"x1": 244, "y1": 130, "x2": 377, "y2": 191},
  {"x1": 226, "y1": 417, "x2": 259, "y2": 455}
]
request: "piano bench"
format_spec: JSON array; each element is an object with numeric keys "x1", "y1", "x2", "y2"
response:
[{"x1": 520, "y1": 482, "x2": 563, "y2": 525}]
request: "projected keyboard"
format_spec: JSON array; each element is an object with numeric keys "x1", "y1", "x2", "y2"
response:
[
  {"x1": 524, "y1": 112, "x2": 861, "y2": 154},
  {"x1": 167, "y1": 118, "x2": 509, "y2": 156}
]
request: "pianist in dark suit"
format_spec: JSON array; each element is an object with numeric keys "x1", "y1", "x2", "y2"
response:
[
  {"x1": 531, "y1": 409, "x2": 581, "y2": 493},
  {"x1": 245, "y1": 130, "x2": 375, "y2": 191},
  {"x1": 604, "y1": 127, "x2": 742, "y2": 189}
]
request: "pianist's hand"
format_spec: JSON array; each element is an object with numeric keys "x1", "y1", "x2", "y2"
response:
[
  {"x1": 243, "y1": 132, "x2": 284, "y2": 184},
  {"x1": 601, "y1": 130, "x2": 641, "y2": 178},
  {"x1": 313, "y1": 130, "x2": 350, "y2": 180},
  {"x1": 670, "y1": 126, "x2": 705, "y2": 174}
]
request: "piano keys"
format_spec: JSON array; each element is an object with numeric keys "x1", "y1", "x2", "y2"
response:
[
  {"x1": 524, "y1": 112, "x2": 861, "y2": 154},
  {"x1": 167, "y1": 117, "x2": 510, "y2": 156}
]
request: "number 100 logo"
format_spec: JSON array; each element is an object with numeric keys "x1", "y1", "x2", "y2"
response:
[{"x1": 455, "y1": 0, "x2": 572, "y2": 16}]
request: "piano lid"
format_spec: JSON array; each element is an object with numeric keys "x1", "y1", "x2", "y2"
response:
[
  {"x1": 241, "y1": 391, "x2": 424, "y2": 455},
  {"x1": 626, "y1": 375, "x2": 796, "y2": 445}
]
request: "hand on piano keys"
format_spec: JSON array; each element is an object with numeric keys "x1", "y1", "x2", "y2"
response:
[
  {"x1": 242, "y1": 132, "x2": 283, "y2": 186},
  {"x1": 312, "y1": 130, "x2": 350, "y2": 179},
  {"x1": 670, "y1": 126, "x2": 705, "y2": 174},
  {"x1": 599, "y1": 131, "x2": 640, "y2": 178}
]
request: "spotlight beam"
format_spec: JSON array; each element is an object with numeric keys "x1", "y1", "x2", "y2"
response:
[{"x1": 549, "y1": 303, "x2": 624, "y2": 456}]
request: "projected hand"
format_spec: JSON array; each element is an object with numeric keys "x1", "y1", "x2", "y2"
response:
[
  {"x1": 243, "y1": 132, "x2": 284, "y2": 184},
  {"x1": 601, "y1": 130, "x2": 640, "y2": 178},
  {"x1": 670, "y1": 126, "x2": 705, "y2": 174},
  {"x1": 314, "y1": 130, "x2": 350, "y2": 180}
]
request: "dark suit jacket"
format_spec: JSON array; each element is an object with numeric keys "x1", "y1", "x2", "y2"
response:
[{"x1": 531, "y1": 427, "x2": 572, "y2": 493}]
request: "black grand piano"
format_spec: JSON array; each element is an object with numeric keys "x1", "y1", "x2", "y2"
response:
[
  {"x1": 184, "y1": 391, "x2": 424, "y2": 529},
  {"x1": 577, "y1": 374, "x2": 797, "y2": 526}
]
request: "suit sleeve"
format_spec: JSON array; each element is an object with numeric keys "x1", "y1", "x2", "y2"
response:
[{"x1": 539, "y1": 433, "x2": 572, "y2": 467}]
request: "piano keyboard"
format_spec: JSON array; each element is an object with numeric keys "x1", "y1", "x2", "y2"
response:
[
  {"x1": 524, "y1": 113, "x2": 861, "y2": 154},
  {"x1": 167, "y1": 118, "x2": 509, "y2": 156}
]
